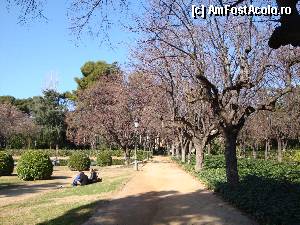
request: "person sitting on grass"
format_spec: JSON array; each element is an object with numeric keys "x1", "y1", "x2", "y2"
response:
[
  {"x1": 72, "y1": 171, "x2": 89, "y2": 186},
  {"x1": 72, "y1": 171, "x2": 83, "y2": 187},
  {"x1": 89, "y1": 168, "x2": 102, "y2": 183},
  {"x1": 80, "y1": 172, "x2": 89, "y2": 185}
]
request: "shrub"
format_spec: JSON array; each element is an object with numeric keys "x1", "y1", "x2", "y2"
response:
[
  {"x1": 97, "y1": 151, "x2": 112, "y2": 166},
  {"x1": 130, "y1": 150, "x2": 150, "y2": 161},
  {"x1": 17, "y1": 150, "x2": 53, "y2": 180},
  {"x1": 110, "y1": 149, "x2": 123, "y2": 157},
  {"x1": 68, "y1": 152, "x2": 91, "y2": 171},
  {"x1": 290, "y1": 151, "x2": 300, "y2": 162},
  {"x1": 57, "y1": 159, "x2": 68, "y2": 166},
  {"x1": 58, "y1": 149, "x2": 73, "y2": 157},
  {"x1": 112, "y1": 158, "x2": 125, "y2": 165},
  {"x1": 0, "y1": 152, "x2": 14, "y2": 176},
  {"x1": 203, "y1": 155, "x2": 225, "y2": 169}
]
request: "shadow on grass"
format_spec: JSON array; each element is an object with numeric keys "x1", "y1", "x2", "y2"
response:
[
  {"x1": 0, "y1": 175, "x2": 71, "y2": 197},
  {"x1": 37, "y1": 200, "x2": 108, "y2": 225},
  {"x1": 36, "y1": 190, "x2": 257, "y2": 225},
  {"x1": 50, "y1": 175, "x2": 71, "y2": 180},
  {"x1": 0, "y1": 181, "x2": 68, "y2": 197},
  {"x1": 214, "y1": 175, "x2": 300, "y2": 225}
]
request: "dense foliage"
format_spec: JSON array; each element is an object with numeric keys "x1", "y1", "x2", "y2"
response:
[
  {"x1": 68, "y1": 152, "x2": 91, "y2": 171},
  {"x1": 176, "y1": 155, "x2": 300, "y2": 225},
  {"x1": 6, "y1": 148, "x2": 123, "y2": 157},
  {"x1": 0, "y1": 151, "x2": 14, "y2": 176},
  {"x1": 112, "y1": 158, "x2": 125, "y2": 165},
  {"x1": 17, "y1": 150, "x2": 53, "y2": 180},
  {"x1": 96, "y1": 151, "x2": 112, "y2": 166}
]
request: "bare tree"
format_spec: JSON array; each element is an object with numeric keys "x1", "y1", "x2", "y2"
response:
[
  {"x1": 135, "y1": 0, "x2": 299, "y2": 185},
  {"x1": 0, "y1": 103, "x2": 39, "y2": 148},
  {"x1": 66, "y1": 73, "x2": 135, "y2": 163},
  {"x1": 66, "y1": 70, "x2": 171, "y2": 162},
  {"x1": 6, "y1": 0, "x2": 299, "y2": 47}
]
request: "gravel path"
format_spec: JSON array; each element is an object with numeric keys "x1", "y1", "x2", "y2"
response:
[{"x1": 85, "y1": 156, "x2": 257, "y2": 225}]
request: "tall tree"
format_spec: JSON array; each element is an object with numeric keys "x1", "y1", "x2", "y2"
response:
[
  {"x1": 32, "y1": 89, "x2": 67, "y2": 149},
  {"x1": 65, "y1": 60, "x2": 119, "y2": 100}
]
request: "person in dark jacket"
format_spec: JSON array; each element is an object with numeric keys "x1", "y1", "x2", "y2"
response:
[
  {"x1": 80, "y1": 173, "x2": 89, "y2": 185},
  {"x1": 72, "y1": 171, "x2": 83, "y2": 186}
]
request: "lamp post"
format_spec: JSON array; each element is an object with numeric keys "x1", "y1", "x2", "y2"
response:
[{"x1": 134, "y1": 120, "x2": 139, "y2": 171}]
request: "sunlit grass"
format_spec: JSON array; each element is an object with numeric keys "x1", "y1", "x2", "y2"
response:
[{"x1": 0, "y1": 170, "x2": 133, "y2": 225}]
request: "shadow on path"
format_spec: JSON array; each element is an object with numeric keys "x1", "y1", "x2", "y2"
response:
[{"x1": 40, "y1": 190, "x2": 256, "y2": 225}]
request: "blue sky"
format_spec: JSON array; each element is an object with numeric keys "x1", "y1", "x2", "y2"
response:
[{"x1": 0, "y1": 1, "x2": 136, "y2": 99}]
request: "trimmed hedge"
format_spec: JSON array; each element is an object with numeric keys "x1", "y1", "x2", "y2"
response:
[
  {"x1": 6, "y1": 148, "x2": 125, "y2": 158},
  {"x1": 17, "y1": 150, "x2": 53, "y2": 181},
  {"x1": 112, "y1": 158, "x2": 125, "y2": 165},
  {"x1": 175, "y1": 155, "x2": 300, "y2": 225},
  {"x1": 0, "y1": 152, "x2": 14, "y2": 176},
  {"x1": 57, "y1": 159, "x2": 68, "y2": 166},
  {"x1": 97, "y1": 151, "x2": 112, "y2": 166},
  {"x1": 68, "y1": 152, "x2": 91, "y2": 171}
]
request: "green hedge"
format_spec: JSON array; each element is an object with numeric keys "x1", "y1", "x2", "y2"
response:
[
  {"x1": 175, "y1": 155, "x2": 300, "y2": 225},
  {"x1": 0, "y1": 152, "x2": 14, "y2": 176},
  {"x1": 112, "y1": 158, "x2": 125, "y2": 165},
  {"x1": 6, "y1": 148, "x2": 126, "y2": 157},
  {"x1": 57, "y1": 159, "x2": 68, "y2": 166},
  {"x1": 131, "y1": 150, "x2": 152, "y2": 161},
  {"x1": 110, "y1": 149, "x2": 124, "y2": 157},
  {"x1": 17, "y1": 150, "x2": 53, "y2": 181},
  {"x1": 68, "y1": 152, "x2": 91, "y2": 171},
  {"x1": 97, "y1": 151, "x2": 112, "y2": 166}
]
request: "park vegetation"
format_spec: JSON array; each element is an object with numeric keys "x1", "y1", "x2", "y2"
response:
[
  {"x1": 0, "y1": 1, "x2": 300, "y2": 224},
  {"x1": 1, "y1": 1, "x2": 299, "y2": 186},
  {"x1": 0, "y1": 152, "x2": 14, "y2": 176},
  {"x1": 174, "y1": 155, "x2": 300, "y2": 225},
  {"x1": 68, "y1": 152, "x2": 91, "y2": 171},
  {"x1": 17, "y1": 150, "x2": 53, "y2": 181}
]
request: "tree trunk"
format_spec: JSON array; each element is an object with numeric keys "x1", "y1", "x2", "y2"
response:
[
  {"x1": 193, "y1": 138, "x2": 205, "y2": 172},
  {"x1": 181, "y1": 143, "x2": 186, "y2": 163},
  {"x1": 27, "y1": 137, "x2": 31, "y2": 149},
  {"x1": 242, "y1": 143, "x2": 246, "y2": 158},
  {"x1": 223, "y1": 130, "x2": 239, "y2": 186},
  {"x1": 181, "y1": 140, "x2": 189, "y2": 163},
  {"x1": 187, "y1": 141, "x2": 192, "y2": 164},
  {"x1": 207, "y1": 142, "x2": 211, "y2": 155},
  {"x1": 265, "y1": 139, "x2": 269, "y2": 160},
  {"x1": 277, "y1": 138, "x2": 283, "y2": 162},
  {"x1": 175, "y1": 141, "x2": 180, "y2": 159},
  {"x1": 239, "y1": 142, "x2": 246, "y2": 158},
  {"x1": 55, "y1": 144, "x2": 59, "y2": 160},
  {"x1": 125, "y1": 148, "x2": 131, "y2": 165},
  {"x1": 252, "y1": 143, "x2": 257, "y2": 159},
  {"x1": 171, "y1": 143, "x2": 175, "y2": 156},
  {"x1": 91, "y1": 141, "x2": 95, "y2": 150},
  {"x1": 282, "y1": 140, "x2": 288, "y2": 152}
]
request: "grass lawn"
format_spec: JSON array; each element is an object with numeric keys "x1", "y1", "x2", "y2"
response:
[{"x1": 0, "y1": 167, "x2": 134, "y2": 225}]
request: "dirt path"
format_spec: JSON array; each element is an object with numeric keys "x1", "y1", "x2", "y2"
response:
[{"x1": 85, "y1": 156, "x2": 256, "y2": 225}]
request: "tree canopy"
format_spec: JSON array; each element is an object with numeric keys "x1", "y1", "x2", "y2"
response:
[{"x1": 65, "y1": 60, "x2": 119, "y2": 100}]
